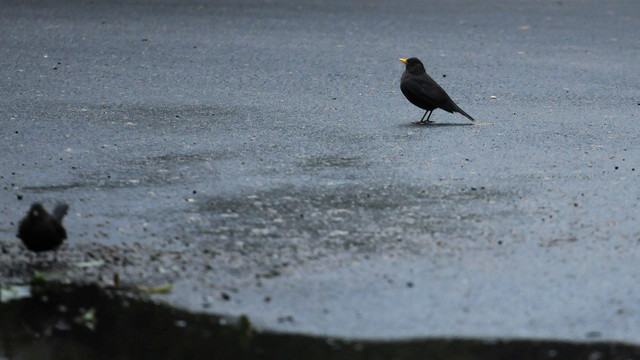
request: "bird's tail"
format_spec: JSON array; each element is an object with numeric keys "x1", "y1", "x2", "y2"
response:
[
  {"x1": 454, "y1": 105, "x2": 475, "y2": 122},
  {"x1": 53, "y1": 203, "x2": 69, "y2": 222}
]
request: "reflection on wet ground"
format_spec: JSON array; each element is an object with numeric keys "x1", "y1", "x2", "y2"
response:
[{"x1": 2, "y1": 283, "x2": 639, "y2": 360}]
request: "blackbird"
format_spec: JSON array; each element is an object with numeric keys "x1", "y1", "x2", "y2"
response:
[
  {"x1": 17, "y1": 203, "x2": 69, "y2": 259},
  {"x1": 399, "y1": 57, "x2": 475, "y2": 124}
]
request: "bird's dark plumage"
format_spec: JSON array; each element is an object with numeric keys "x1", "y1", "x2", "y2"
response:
[
  {"x1": 17, "y1": 203, "x2": 68, "y2": 254},
  {"x1": 399, "y1": 57, "x2": 475, "y2": 124}
]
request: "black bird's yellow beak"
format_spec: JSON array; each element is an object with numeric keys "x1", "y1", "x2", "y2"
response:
[{"x1": 398, "y1": 58, "x2": 408, "y2": 64}]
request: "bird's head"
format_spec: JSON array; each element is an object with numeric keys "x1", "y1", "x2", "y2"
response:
[
  {"x1": 399, "y1": 57, "x2": 426, "y2": 74},
  {"x1": 28, "y1": 203, "x2": 46, "y2": 218}
]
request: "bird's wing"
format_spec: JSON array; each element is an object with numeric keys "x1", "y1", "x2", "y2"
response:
[
  {"x1": 53, "y1": 220, "x2": 67, "y2": 239},
  {"x1": 410, "y1": 76, "x2": 455, "y2": 106}
]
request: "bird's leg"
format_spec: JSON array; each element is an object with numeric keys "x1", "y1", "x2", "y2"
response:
[
  {"x1": 423, "y1": 110, "x2": 434, "y2": 124},
  {"x1": 416, "y1": 110, "x2": 434, "y2": 124},
  {"x1": 418, "y1": 110, "x2": 429, "y2": 123}
]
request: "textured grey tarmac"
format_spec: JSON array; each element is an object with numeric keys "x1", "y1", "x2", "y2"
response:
[{"x1": 1, "y1": 0, "x2": 640, "y2": 342}]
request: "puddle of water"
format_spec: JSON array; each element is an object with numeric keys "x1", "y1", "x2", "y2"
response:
[{"x1": 1, "y1": 283, "x2": 639, "y2": 360}]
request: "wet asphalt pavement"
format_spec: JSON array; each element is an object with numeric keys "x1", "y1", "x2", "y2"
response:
[{"x1": 2, "y1": 0, "x2": 640, "y2": 343}]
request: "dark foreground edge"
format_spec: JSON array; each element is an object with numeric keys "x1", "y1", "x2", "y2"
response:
[{"x1": 1, "y1": 283, "x2": 639, "y2": 360}]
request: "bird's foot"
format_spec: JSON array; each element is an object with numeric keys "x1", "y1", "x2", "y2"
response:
[{"x1": 413, "y1": 120, "x2": 434, "y2": 125}]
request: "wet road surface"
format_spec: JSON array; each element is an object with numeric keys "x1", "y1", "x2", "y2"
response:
[{"x1": 1, "y1": 0, "x2": 640, "y2": 344}]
